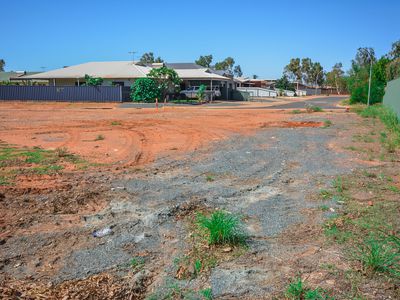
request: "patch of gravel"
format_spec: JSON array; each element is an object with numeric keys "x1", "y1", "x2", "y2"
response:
[{"x1": 1, "y1": 114, "x2": 361, "y2": 298}]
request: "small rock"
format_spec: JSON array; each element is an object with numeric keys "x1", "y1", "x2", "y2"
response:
[
  {"x1": 223, "y1": 247, "x2": 232, "y2": 253},
  {"x1": 368, "y1": 201, "x2": 374, "y2": 206},
  {"x1": 329, "y1": 207, "x2": 335, "y2": 212}
]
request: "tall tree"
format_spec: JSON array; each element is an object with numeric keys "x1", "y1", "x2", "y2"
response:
[
  {"x1": 300, "y1": 58, "x2": 312, "y2": 85},
  {"x1": 233, "y1": 65, "x2": 243, "y2": 77},
  {"x1": 284, "y1": 58, "x2": 302, "y2": 83},
  {"x1": 139, "y1": 52, "x2": 164, "y2": 64},
  {"x1": 0, "y1": 59, "x2": 5, "y2": 71},
  {"x1": 326, "y1": 63, "x2": 346, "y2": 95},
  {"x1": 252, "y1": 74, "x2": 258, "y2": 79},
  {"x1": 389, "y1": 40, "x2": 400, "y2": 60},
  {"x1": 310, "y1": 62, "x2": 324, "y2": 86},
  {"x1": 195, "y1": 55, "x2": 213, "y2": 67},
  {"x1": 215, "y1": 57, "x2": 235, "y2": 71},
  {"x1": 348, "y1": 47, "x2": 388, "y2": 105},
  {"x1": 386, "y1": 58, "x2": 400, "y2": 81},
  {"x1": 353, "y1": 47, "x2": 376, "y2": 68}
]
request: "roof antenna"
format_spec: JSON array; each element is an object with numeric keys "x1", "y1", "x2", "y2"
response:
[{"x1": 128, "y1": 51, "x2": 137, "y2": 63}]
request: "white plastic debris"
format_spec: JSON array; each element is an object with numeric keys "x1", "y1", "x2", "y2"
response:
[{"x1": 92, "y1": 227, "x2": 113, "y2": 238}]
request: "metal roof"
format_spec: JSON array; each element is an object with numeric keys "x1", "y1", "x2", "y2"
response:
[
  {"x1": 21, "y1": 61, "x2": 152, "y2": 80},
  {"x1": 20, "y1": 61, "x2": 231, "y2": 81},
  {"x1": 165, "y1": 63, "x2": 203, "y2": 69}
]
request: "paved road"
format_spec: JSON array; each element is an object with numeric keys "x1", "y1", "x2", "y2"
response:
[
  {"x1": 119, "y1": 96, "x2": 347, "y2": 110},
  {"x1": 119, "y1": 101, "x2": 245, "y2": 108},
  {"x1": 265, "y1": 96, "x2": 347, "y2": 110}
]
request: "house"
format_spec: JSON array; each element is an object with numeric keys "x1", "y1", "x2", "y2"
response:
[
  {"x1": 0, "y1": 71, "x2": 45, "y2": 85},
  {"x1": 235, "y1": 77, "x2": 276, "y2": 89},
  {"x1": 21, "y1": 61, "x2": 236, "y2": 99}
]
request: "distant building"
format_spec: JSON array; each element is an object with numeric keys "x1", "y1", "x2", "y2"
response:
[
  {"x1": 0, "y1": 71, "x2": 45, "y2": 85},
  {"x1": 20, "y1": 61, "x2": 238, "y2": 99}
]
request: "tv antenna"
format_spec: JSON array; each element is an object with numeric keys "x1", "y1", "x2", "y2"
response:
[{"x1": 128, "y1": 51, "x2": 137, "y2": 63}]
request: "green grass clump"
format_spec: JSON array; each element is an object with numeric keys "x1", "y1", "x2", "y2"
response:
[
  {"x1": 95, "y1": 134, "x2": 105, "y2": 141},
  {"x1": 332, "y1": 176, "x2": 345, "y2": 193},
  {"x1": 199, "y1": 288, "x2": 212, "y2": 300},
  {"x1": 196, "y1": 211, "x2": 246, "y2": 245},
  {"x1": 285, "y1": 277, "x2": 332, "y2": 300},
  {"x1": 305, "y1": 104, "x2": 324, "y2": 113},
  {"x1": 206, "y1": 175, "x2": 215, "y2": 182},
  {"x1": 319, "y1": 189, "x2": 333, "y2": 200},
  {"x1": 130, "y1": 256, "x2": 145, "y2": 272},
  {"x1": 0, "y1": 175, "x2": 11, "y2": 186},
  {"x1": 356, "y1": 237, "x2": 400, "y2": 277},
  {"x1": 292, "y1": 109, "x2": 302, "y2": 114},
  {"x1": 323, "y1": 120, "x2": 333, "y2": 128},
  {"x1": 111, "y1": 121, "x2": 122, "y2": 126}
]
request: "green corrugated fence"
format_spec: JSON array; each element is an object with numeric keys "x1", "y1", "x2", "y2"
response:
[{"x1": 383, "y1": 77, "x2": 400, "y2": 118}]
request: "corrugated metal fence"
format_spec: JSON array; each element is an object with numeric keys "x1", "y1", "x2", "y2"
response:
[
  {"x1": 0, "y1": 86, "x2": 123, "y2": 102},
  {"x1": 383, "y1": 77, "x2": 400, "y2": 118}
]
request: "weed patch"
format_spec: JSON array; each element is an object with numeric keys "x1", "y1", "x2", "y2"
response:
[
  {"x1": 305, "y1": 104, "x2": 324, "y2": 113},
  {"x1": 291, "y1": 109, "x2": 302, "y2": 114},
  {"x1": 323, "y1": 120, "x2": 333, "y2": 128},
  {"x1": 0, "y1": 143, "x2": 84, "y2": 185},
  {"x1": 196, "y1": 211, "x2": 247, "y2": 245},
  {"x1": 95, "y1": 134, "x2": 105, "y2": 141},
  {"x1": 284, "y1": 277, "x2": 333, "y2": 300}
]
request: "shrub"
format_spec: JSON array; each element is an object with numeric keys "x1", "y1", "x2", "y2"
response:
[
  {"x1": 196, "y1": 211, "x2": 246, "y2": 245},
  {"x1": 130, "y1": 77, "x2": 160, "y2": 102},
  {"x1": 197, "y1": 84, "x2": 206, "y2": 102},
  {"x1": 84, "y1": 74, "x2": 103, "y2": 86}
]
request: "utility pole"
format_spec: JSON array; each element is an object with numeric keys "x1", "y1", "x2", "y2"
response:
[{"x1": 128, "y1": 51, "x2": 137, "y2": 63}]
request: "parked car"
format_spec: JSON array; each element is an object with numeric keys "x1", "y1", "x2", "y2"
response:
[{"x1": 180, "y1": 86, "x2": 221, "y2": 100}]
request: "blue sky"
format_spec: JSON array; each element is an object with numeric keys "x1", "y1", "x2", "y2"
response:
[{"x1": 2, "y1": 0, "x2": 400, "y2": 78}]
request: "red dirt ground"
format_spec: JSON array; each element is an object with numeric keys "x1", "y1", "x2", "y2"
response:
[{"x1": 0, "y1": 102, "x2": 321, "y2": 167}]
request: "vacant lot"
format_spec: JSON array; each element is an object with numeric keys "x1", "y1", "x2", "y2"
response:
[{"x1": 1, "y1": 98, "x2": 399, "y2": 299}]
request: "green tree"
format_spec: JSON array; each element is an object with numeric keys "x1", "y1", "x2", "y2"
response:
[
  {"x1": 386, "y1": 58, "x2": 400, "y2": 81},
  {"x1": 195, "y1": 55, "x2": 213, "y2": 67},
  {"x1": 130, "y1": 78, "x2": 159, "y2": 102},
  {"x1": 310, "y1": 62, "x2": 324, "y2": 86},
  {"x1": 326, "y1": 63, "x2": 347, "y2": 95},
  {"x1": 147, "y1": 66, "x2": 181, "y2": 101},
  {"x1": 348, "y1": 55, "x2": 388, "y2": 105},
  {"x1": 353, "y1": 47, "x2": 376, "y2": 68},
  {"x1": 275, "y1": 75, "x2": 295, "y2": 91},
  {"x1": 301, "y1": 58, "x2": 312, "y2": 84},
  {"x1": 0, "y1": 59, "x2": 5, "y2": 71},
  {"x1": 389, "y1": 40, "x2": 400, "y2": 60},
  {"x1": 139, "y1": 52, "x2": 163, "y2": 64},
  {"x1": 84, "y1": 74, "x2": 103, "y2": 86},
  {"x1": 215, "y1": 57, "x2": 235, "y2": 71},
  {"x1": 233, "y1": 65, "x2": 243, "y2": 77},
  {"x1": 252, "y1": 74, "x2": 258, "y2": 79},
  {"x1": 284, "y1": 58, "x2": 302, "y2": 83}
]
